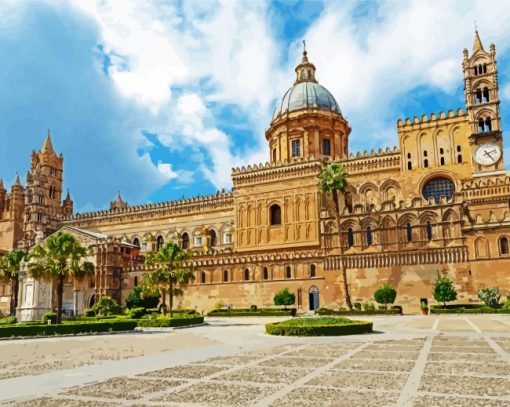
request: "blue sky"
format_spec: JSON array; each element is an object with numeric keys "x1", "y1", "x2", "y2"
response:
[{"x1": 1, "y1": 0, "x2": 510, "y2": 212}]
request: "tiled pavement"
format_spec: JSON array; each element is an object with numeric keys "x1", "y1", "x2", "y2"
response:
[{"x1": 4, "y1": 315, "x2": 510, "y2": 406}]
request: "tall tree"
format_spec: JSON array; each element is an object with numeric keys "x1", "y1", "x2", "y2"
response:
[
  {"x1": 144, "y1": 241, "x2": 194, "y2": 317},
  {"x1": 28, "y1": 232, "x2": 94, "y2": 323},
  {"x1": 0, "y1": 249, "x2": 27, "y2": 316},
  {"x1": 319, "y1": 162, "x2": 352, "y2": 309}
]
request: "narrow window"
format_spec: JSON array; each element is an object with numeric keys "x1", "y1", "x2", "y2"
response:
[
  {"x1": 310, "y1": 264, "x2": 316, "y2": 277},
  {"x1": 134, "y1": 276, "x2": 138, "y2": 287},
  {"x1": 407, "y1": 161, "x2": 412, "y2": 170},
  {"x1": 476, "y1": 89, "x2": 482, "y2": 104},
  {"x1": 347, "y1": 227, "x2": 354, "y2": 247},
  {"x1": 209, "y1": 230, "x2": 217, "y2": 247},
  {"x1": 426, "y1": 221, "x2": 433, "y2": 241},
  {"x1": 474, "y1": 66, "x2": 478, "y2": 75},
  {"x1": 457, "y1": 145, "x2": 462, "y2": 163},
  {"x1": 366, "y1": 226, "x2": 373, "y2": 246},
  {"x1": 272, "y1": 148, "x2": 277, "y2": 162},
  {"x1": 407, "y1": 152, "x2": 411, "y2": 159},
  {"x1": 483, "y1": 87, "x2": 490, "y2": 103},
  {"x1": 483, "y1": 64, "x2": 487, "y2": 73},
  {"x1": 285, "y1": 266, "x2": 292, "y2": 279},
  {"x1": 406, "y1": 222, "x2": 412, "y2": 242},
  {"x1": 500, "y1": 237, "x2": 509, "y2": 255},
  {"x1": 478, "y1": 119, "x2": 485, "y2": 133},
  {"x1": 322, "y1": 139, "x2": 331, "y2": 155},
  {"x1": 485, "y1": 117, "x2": 492, "y2": 132},
  {"x1": 182, "y1": 233, "x2": 190, "y2": 249},
  {"x1": 423, "y1": 150, "x2": 428, "y2": 168},
  {"x1": 439, "y1": 148, "x2": 444, "y2": 154},
  {"x1": 263, "y1": 267, "x2": 268, "y2": 280},
  {"x1": 270, "y1": 204, "x2": 281, "y2": 225},
  {"x1": 156, "y1": 235, "x2": 164, "y2": 251},
  {"x1": 244, "y1": 268, "x2": 250, "y2": 281},
  {"x1": 291, "y1": 139, "x2": 301, "y2": 157},
  {"x1": 201, "y1": 272, "x2": 206, "y2": 284},
  {"x1": 223, "y1": 270, "x2": 228, "y2": 282},
  {"x1": 132, "y1": 237, "x2": 140, "y2": 248},
  {"x1": 440, "y1": 157, "x2": 445, "y2": 166}
]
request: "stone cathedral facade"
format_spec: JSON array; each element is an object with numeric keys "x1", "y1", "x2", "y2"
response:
[{"x1": 2, "y1": 32, "x2": 510, "y2": 318}]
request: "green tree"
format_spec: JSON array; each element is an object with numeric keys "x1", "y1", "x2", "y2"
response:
[
  {"x1": 373, "y1": 284, "x2": 397, "y2": 309},
  {"x1": 319, "y1": 162, "x2": 352, "y2": 309},
  {"x1": 28, "y1": 232, "x2": 94, "y2": 323},
  {"x1": 91, "y1": 296, "x2": 120, "y2": 316},
  {"x1": 0, "y1": 249, "x2": 27, "y2": 316},
  {"x1": 144, "y1": 241, "x2": 194, "y2": 317},
  {"x1": 433, "y1": 273, "x2": 457, "y2": 308},
  {"x1": 125, "y1": 286, "x2": 160, "y2": 309},
  {"x1": 274, "y1": 288, "x2": 295, "y2": 310},
  {"x1": 478, "y1": 287, "x2": 501, "y2": 308}
]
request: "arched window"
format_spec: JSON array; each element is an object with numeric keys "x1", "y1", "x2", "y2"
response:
[
  {"x1": 366, "y1": 226, "x2": 373, "y2": 246},
  {"x1": 406, "y1": 222, "x2": 412, "y2": 242},
  {"x1": 285, "y1": 266, "x2": 292, "y2": 279},
  {"x1": 270, "y1": 204, "x2": 281, "y2": 225},
  {"x1": 478, "y1": 119, "x2": 485, "y2": 133},
  {"x1": 134, "y1": 276, "x2": 138, "y2": 287},
  {"x1": 210, "y1": 230, "x2": 217, "y2": 247},
  {"x1": 132, "y1": 237, "x2": 140, "y2": 248},
  {"x1": 483, "y1": 87, "x2": 490, "y2": 103},
  {"x1": 182, "y1": 232, "x2": 190, "y2": 249},
  {"x1": 476, "y1": 88, "x2": 482, "y2": 104},
  {"x1": 426, "y1": 221, "x2": 433, "y2": 241},
  {"x1": 244, "y1": 268, "x2": 250, "y2": 281},
  {"x1": 263, "y1": 267, "x2": 269, "y2": 280},
  {"x1": 423, "y1": 150, "x2": 428, "y2": 168},
  {"x1": 156, "y1": 235, "x2": 164, "y2": 251},
  {"x1": 345, "y1": 192, "x2": 353, "y2": 213},
  {"x1": 347, "y1": 227, "x2": 354, "y2": 248},
  {"x1": 201, "y1": 272, "x2": 206, "y2": 284},
  {"x1": 322, "y1": 139, "x2": 331, "y2": 155},
  {"x1": 407, "y1": 161, "x2": 412, "y2": 170},
  {"x1": 500, "y1": 237, "x2": 509, "y2": 255},
  {"x1": 422, "y1": 178, "x2": 455, "y2": 203},
  {"x1": 440, "y1": 157, "x2": 445, "y2": 166},
  {"x1": 485, "y1": 117, "x2": 492, "y2": 132},
  {"x1": 474, "y1": 66, "x2": 478, "y2": 75},
  {"x1": 223, "y1": 270, "x2": 229, "y2": 282},
  {"x1": 291, "y1": 139, "x2": 301, "y2": 157},
  {"x1": 483, "y1": 63, "x2": 487, "y2": 73},
  {"x1": 310, "y1": 264, "x2": 316, "y2": 277}
]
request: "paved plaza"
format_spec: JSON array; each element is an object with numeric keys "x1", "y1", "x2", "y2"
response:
[{"x1": 0, "y1": 315, "x2": 510, "y2": 406}]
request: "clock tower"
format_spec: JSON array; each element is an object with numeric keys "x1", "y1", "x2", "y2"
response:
[{"x1": 463, "y1": 30, "x2": 504, "y2": 175}]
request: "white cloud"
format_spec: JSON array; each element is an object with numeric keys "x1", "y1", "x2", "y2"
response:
[{"x1": 156, "y1": 161, "x2": 178, "y2": 180}]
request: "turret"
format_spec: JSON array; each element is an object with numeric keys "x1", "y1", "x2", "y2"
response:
[
  {"x1": 0, "y1": 179, "x2": 6, "y2": 214},
  {"x1": 63, "y1": 189, "x2": 73, "y2": 216},
  {"x1": 110, "y1": 191, "x2": 128, "y2": 211}
]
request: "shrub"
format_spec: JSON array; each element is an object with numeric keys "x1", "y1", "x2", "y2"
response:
[
  {"x1": 249, "y1": 305, "x2": 258, "y2": 312},
  {"x1": 315, "y1": 307, "x2": 401, "y2": 316},
  {"x1": 137, "y1": 316, "x2": 204, "y2": 328},
  {"x1": 353, "y1": 302, "x2": 362, "y2": 311},
  {"x1": 42, "y1": 312, "x2": 57, "y2": 324},
  {"x1": 84, "y1": 308, "x2": 95, "y2": 317},
  {"x1": 266, "y1": 317, "x2": 373, "y2": 336},
  {"x1": 433, "y1": 273, "x2": 457, "y2": 307},
  {"x1": 92, "y1": 296, "x2": 121, "y2": 316},
  {"x1": 125, "y1": 286, "x2": 160, "y2": 310},
  {"x1": 129, "y1": 307, "x2": 146, "y2": 319},
  {"x1": 214, "y1": 300, "x2": 226, "y2": 310},
  {"x1": 274, "y1": 288, "x2": 295, "y2": 309},
  {"x1": 478, "y1": 287, "x2": 501, "y2": 309},
  {"x1": 362, "y1": 302, "x2": 375, "y2": 311},
  {"x1": 373, "y1": 284, "x2": 397, "y2": 309},
  {"x1": 207, "y1": 309, "x2": 292, "y2": 317},
  {"x1": 503, "y1": 298, "x2": 510, "y2": 310},
  {"x1": 0, "y1": 316, "x2": 17, "y2": 325}
]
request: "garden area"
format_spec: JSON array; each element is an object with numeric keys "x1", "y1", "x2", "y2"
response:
[{"x1": 265, "y1": 316, "x2": 373, "y2": 336}]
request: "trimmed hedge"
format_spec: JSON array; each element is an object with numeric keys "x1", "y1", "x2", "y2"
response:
[
  {"x1": 431, "y1": 306, "x2": 510, "y2": 314},
  {"x1": 0, "y1": 319, "x2": 138, "y2": 338},
  {"x1": 316, "y1": 307, "x2": 401, "y2": 316},
  {"x1": 207, "y1": 309, "x2": 293, "y2": 317},
  {"x1": 137, "y1": 316, "x2": 204, "y2": 328},
  {"x1": 266, "y1": 317, "x2": 373, "y2": 336}
]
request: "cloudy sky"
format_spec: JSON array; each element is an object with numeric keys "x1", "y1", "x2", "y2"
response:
[{"x1": 1, "y1": 0, "x2": 510, "y2": 212}]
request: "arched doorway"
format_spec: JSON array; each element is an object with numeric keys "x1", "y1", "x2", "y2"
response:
[{"x1": 308, "y1": 286, "x2": 319, "y2": 311}]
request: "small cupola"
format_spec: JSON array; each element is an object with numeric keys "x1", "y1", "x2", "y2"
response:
[{"x1": 294, "y1": 41, "x2": 317, "y2": 84}]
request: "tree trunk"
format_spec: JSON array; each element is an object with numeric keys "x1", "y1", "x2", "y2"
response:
[
  {"x1": 160, "y1": 288, "x2": 166, "y2": 315},
  {"x1": 332, "y1": 189, "x2": 353, "y2": 310},
  {"x1": 10, "y1": 277, "x2": 18, "y2": 317},
  {"x1": 56, "y1": 276, "x2": 64, "y2": 324},
  {"x1": 169, "y1": 279, "x2": 174, "y2": 318}
]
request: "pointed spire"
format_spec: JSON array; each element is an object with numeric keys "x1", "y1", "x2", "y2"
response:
[
  {"x1": 65, "y1": 189, "x2": 71, "y2": 201},
  {"x1": 0, "y1": 178, "x2": 4, "y2": 191},
  {"x1": 41, "y1": 129, "x2": 56, "y2": 155},
  {"x1": 116, "y1": 190, "x2": 123, "y2": 202},
  {"x1": 14, "y1": 174, "x2": 21, "y2": 186},
  {"x1": 473, "y1": 30, "x2": 484, "y2": 53}
]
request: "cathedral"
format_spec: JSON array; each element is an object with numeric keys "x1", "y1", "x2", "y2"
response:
[{"x1": 2, "y1": 31, "x2": 510, "y2": 318}]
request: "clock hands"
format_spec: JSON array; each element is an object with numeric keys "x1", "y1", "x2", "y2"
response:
[{"x1": 483, "y1": 149, "x2": 498, "y2": 162}]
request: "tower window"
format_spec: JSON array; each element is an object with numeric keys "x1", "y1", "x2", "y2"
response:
[
  {"x1": 134, "y1": 276, "x2": 138, "y2": 287},
  {"x1": 223, "y1": 270, "x2": 229, "y2": 282},
  {"x1": 310, "y1": 264, "x2": 316, "y2": 277},
  {"x1": 263, "y1": 267, "x2": 268, "y2": 280},
  {"x1": 476, "y1": 89, "x2": 482, "y2": 104},
  {"x1": 483, "y1": 64, "x2": 487, "y2": 73},
  {"x1": 500, "y1": 237, "x2": 509, "y2": 255},
  {"x1": 439, "y1": 148, "x2": 445, "y2": 166},
  {"x1": 210, "y1": 230, "x2": 217, "y2": 247},
  {"x1": 456, "y1": 145, "x2": 462, "y2": 163},
  {"x1": 270, "y1": 204, "x2": 281, "y2": 225},
  {"x1": 483, "y1": 87, "x2": 490, "y2": 103},
  {"x1": 322, "y1": 139, "x2": 331, "y2": 155},
  {"x1": 407, "y1": 161, "x2": 412, "y2": 170},
  {"x1": 440, "y1": 157, "x2": 445, "y2": 166},
  {"x1": 244, "y1": 268, "x2": 250, "y2": 281},
  {"x1": 478, "y1": 119, "x2": 485, "y2": 133},
  {"x1": 485, "y1": 117, "x2": 492, "y2": 132},
  {"x1": 347, "y1": 227, "x2": 354, "y2": 247},
  {"x1": 407, "y1": 153, "x2": 411, "y2": 159},
  {"x1": 474, "y1": 66, "x2": 478, "y2": 75},
  {"x1": 366, "y1": 226, "x2": 373, "y2": 246},
  {"x1": 426, "y1": 221, "x2": 433, "y2": 241},
  {"x1": 285, "y1": 266, "x2": 292, "y2": 279},
  {"x1": 406, "y1": 222, "x2": 412, "y2": 242},
  {"x1": 291, "y1": 139, "x2": 301, "y2": 157},
  {"x1": 423, "y1": 150, "x2": 428, "y2": 168}
]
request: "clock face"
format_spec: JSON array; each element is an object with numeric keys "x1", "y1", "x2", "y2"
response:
[{"x1": 474, "y1": 142, "x2": 502, "y2": 166}]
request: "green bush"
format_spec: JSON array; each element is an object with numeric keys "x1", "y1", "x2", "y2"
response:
[
  {"x1": 430, "y1": 306, "x2": 510, "y2": 314},
  {"x1": 362, "y1": 302, "x2": 375, "y2": 311},
  {"x1": 83, "y1": 308, "x2": 95, "y2": 317},
  {"x1": 207, "y1": 309, "x2": 292, "y2": 317},
  {"x1": 137, "y1": 316, "x2": 204, "y2": 328},
  {"x1": 353, "y1": 302, "x2": 362, "y2": 311},
  {"x1": 266, "y1": 317, "x2": 373, "y2": 336},
  {"x1": 373, "y1": 284, "x2": 397, "y2": 309},
  {"x1": 478, "y1": 287, "x2": 501, "y2": 308},
  {"x1": 249, "y1": 305, "x2": 258, "y2": 312},
  {"x1": 41, "y1": 312, "x2": 57, "y2": 324},
  {"x1": 0, "y1": 320, "x2": 138, "y2": 338},
  {"x1": 274, "y1": 288, "x2": 295, "y2": 309},
  {"x1": 316, "y1": 307, "x2": 401, "y2": 316},
  {"x1": 433, "y1": 273, "x2": 457, "y2": 307},
  {"x1": 125, "y1": 286, "x2": 160, "y2": 310},
  {"x1": 91, "y1": 296, "x2": 122, "y2": 316},
  {"x1": 129, "y1": 307, "x2": 146, "y2": 319},
  {"x1": 0, "y1": 316, "x2": 17, "y2": 325}
]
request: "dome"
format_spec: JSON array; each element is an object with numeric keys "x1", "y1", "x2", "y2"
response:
[{"x1": 272, "y1": 81, "x2": 341, "y2": 121}]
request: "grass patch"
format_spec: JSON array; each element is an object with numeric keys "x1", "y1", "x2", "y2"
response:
[{"x1": 265, "y1": 316, "x2": 373, "y2": 336}]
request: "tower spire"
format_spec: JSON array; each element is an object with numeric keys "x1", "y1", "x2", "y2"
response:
[
  {"x1": 42, "y1": 129, "x2": 56, "y2": 156},
  {"x1": 473, "y1": 29, "x2": 484, "y2": 53}
]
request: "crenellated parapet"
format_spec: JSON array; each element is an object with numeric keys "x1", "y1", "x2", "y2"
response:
[
  {"x1": 461, "y1": 174, "x2": 510, "y2": 201},
  {"x1": 340, "y1": 146, "x2": 400, "y2": 176},
  {"x1": 397, "y1": 108, "x2": 466, "y2": 131},
  {"x1": 64, "y1": 190, "x2": 234, "y2": 224}
]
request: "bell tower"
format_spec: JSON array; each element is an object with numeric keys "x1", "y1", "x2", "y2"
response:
[{"x1": 463, "y1": 30, "x2": 504, "y2": 174}]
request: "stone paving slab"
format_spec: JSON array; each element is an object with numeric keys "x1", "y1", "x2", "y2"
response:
[
  {"x1": 333, "y1": 358, "x2": 415, "y2": 372},
  {"x1": 138, "y1": 363, "x2": 226, "y2": 379},
  {"x1": 193, "y1": 355, "x2": 260, "y2": 366},
  {"x1": 212, "y1": 365, "x2": 313, "y2": 384},
  {"x1": 15, "y1": 397, "x2": 119, "y2": 407},
  {"x1": 424, "y1": 361, "x2": 510, "y2": 376},
  {"x1": 419, "y1": 374, "x2": 510, "y2": 397},
  {"x1": 352, "y1": 350, "x2": 420, "y2": 360},
  {"x1": 413, "y1": 394, "x2": 508, "y2": 407},
  {"x1": 306, "y1": 370, "x2": 409, "y2": 390},
  {"x1": 259, "y1": 356, "x2": 333, "y2": 368},
  {"x1": 427, "y1": 351, "x2": 500, "y2": 362}
]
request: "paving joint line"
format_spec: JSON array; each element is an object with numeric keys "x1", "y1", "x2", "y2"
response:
[
  {"x1": 483, "y1": 336, "x2": 510, "y2": 364},
  {"x1": 463, "y1": 316, "x2": 482, "y2": 333}
]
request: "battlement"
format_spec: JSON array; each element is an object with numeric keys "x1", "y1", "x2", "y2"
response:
[
  {"x1": 341, "y1": 147, "x2": 400, "y2": 176},
  {"x1": 397, "y1": 108, "x2": 466, "y2": 130},
  {"x1": 65, "y1": 190, "x2": 234, "y2": 223}
]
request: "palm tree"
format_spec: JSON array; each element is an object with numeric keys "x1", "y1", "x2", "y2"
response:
[
  {"x1": 0, "y1": 249, "x2": 27, "y2": 316},
  {"x1": 144, "y1": 241, "x2": 194, "y2": 317},
  {"x1": 28, "y1": 232, "x2": 94, "y2": 323},
  {"x1": 319, "y1": 162, "x2": 353, "y2": 310}
]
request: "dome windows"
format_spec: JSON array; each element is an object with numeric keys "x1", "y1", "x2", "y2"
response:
[{"x1": 291, "y1": 139, "x2": 301, "y2": 157}]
